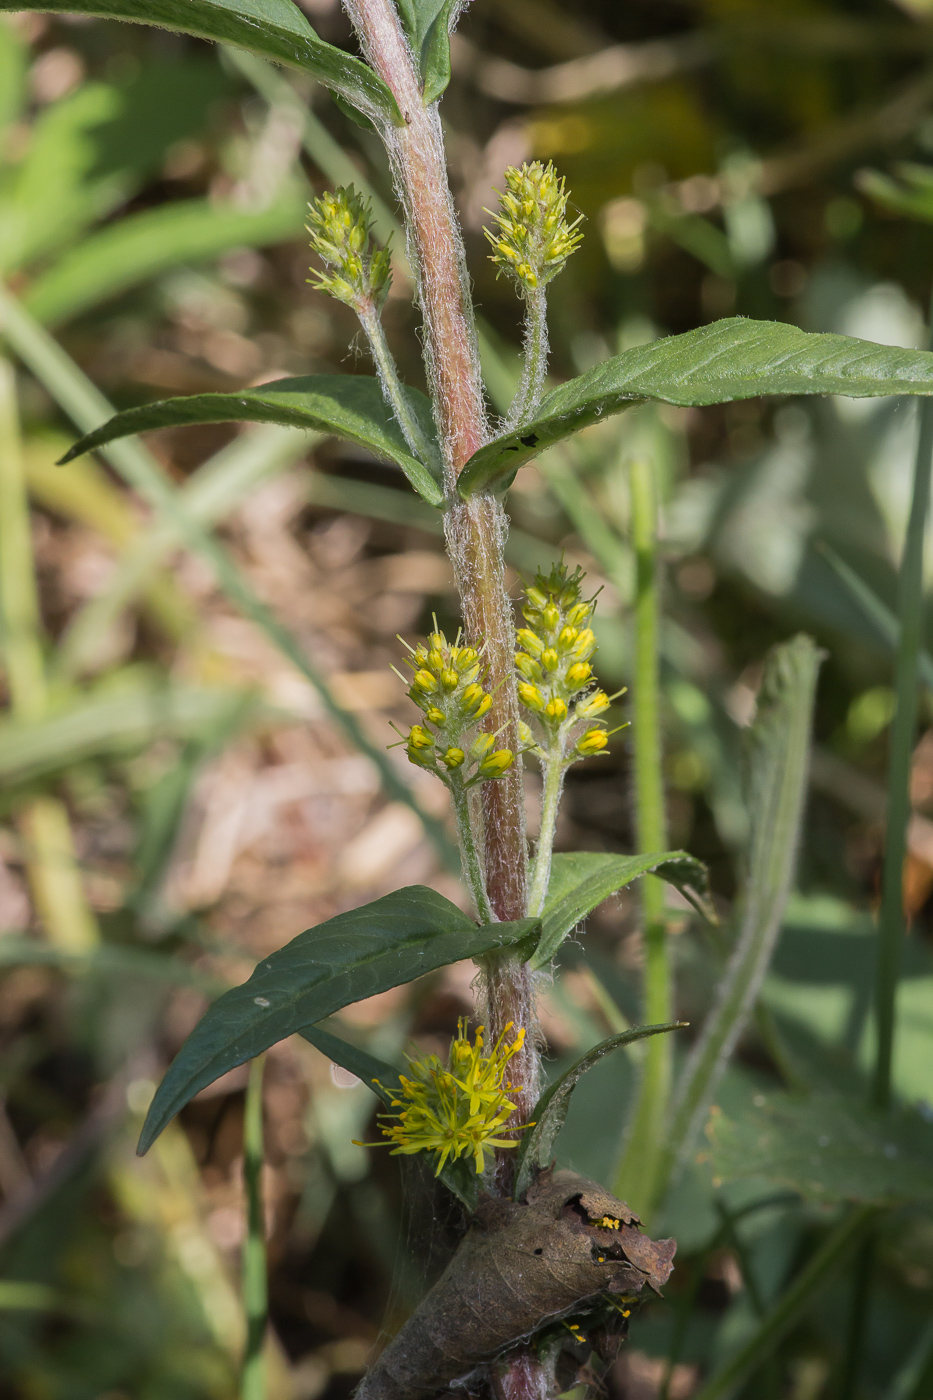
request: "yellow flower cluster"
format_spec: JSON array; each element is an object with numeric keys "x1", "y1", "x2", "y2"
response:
[
  {"x1": 484, "y1": 161, "x2": 583, "y2": 293},
  {"x1": 306, "y1": 185, "x2": 392, "y2": 309},
  {"x1": 515, "y1": 563, "x2": 619, "y2": 762},
  {"x1": 363, "y1": 1020, "x2": 530, "y2": 1176},
  {"x1": 398, "y1": 628, "x2": 514, "y2": 788}
]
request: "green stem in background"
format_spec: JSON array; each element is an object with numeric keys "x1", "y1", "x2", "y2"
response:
[
  {"x1": 874, "y1": 394, "x2": 933, "y2": 1109},
  {"x1": 451, "y1": 782, "x2": 493, "y2": 923},
  {"x1": 357, "y1": 301, "x2": 439, "y2": 471},
  {"x1": 241, "y1": 1055, "x2": 268, "y2": 1400},
  {"x1": 692, "y1": 1206, "x2": 877, "y2": 1400},
  {"x1": 528, "y1": 751, "x2": 564, "y2": 917},
  {"x1": 507, "y1": 286, "x2": 548, "y2": 429},
  {"x1": 614, "y1": 456, "x2": 670, "y2": 1220},
  {"x1": 0, "y1": 283, "x2": 459, "y2": 875}
]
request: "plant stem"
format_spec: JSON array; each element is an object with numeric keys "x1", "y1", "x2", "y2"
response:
[
  {"x1": 357, "y1": 300, "x2": 438, "y2": 469},
  {"x1": 341, "y1": 0, "x2": 486, "y2": 493},
  {"x1": 507, "y1": 286, "x2": 548, "y2": 429},
  {"x1": 614, "y1": 457, "x2": 669, "y2": 1220},
  {"x1": 451, "y1": 781, "x2": 493, "y2": 923},
  {"x1": 241, "y1": 1055, "x2": 268, "y2": 1400},
  {"x1": 528, "y1": 750, "x2": 564, "y2": 917},
  {"x1": 873, "y1": 394, "x2": 933, "y2": 1109}
]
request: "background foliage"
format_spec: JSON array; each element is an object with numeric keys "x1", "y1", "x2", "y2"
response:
[{"x1": 1, "y1": 0, "x2": 933, "y2": 1396}]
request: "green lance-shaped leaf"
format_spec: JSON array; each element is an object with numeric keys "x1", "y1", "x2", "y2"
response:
[
  {"x1": 299, "y1": 1023, "x2": 479, "y2": 1210},
  {"x1": 138, "y1": 887, "x2": 540, "y2": 1153},
  {"x1": 458, "y1": 317, "x2": 933, "y2": 497},
  {"x1": 707, "y1": 1092, "x2": 933, "y2": 1206},
  {"x1": 24, "y1": 194, "x2": 307, "y2": 327},
  {"x1": 530, "y1": 849, "x2": 714, "y2": 970},
  {"x1": 393, "y1": 0, "x2": 458, "y2": 104},
  {"x1": 58, "y1": 375, "x2": 445, "y2": 507},
  {"x1": 0, "y1": 0, "x2": 401, "y2": 128},
  {"x1": 659, "y1": 634, "x2": 823, "y2": 1192},
  {"x1": 513, "y1": 1024, "x2": 686, "y2": 1202}
]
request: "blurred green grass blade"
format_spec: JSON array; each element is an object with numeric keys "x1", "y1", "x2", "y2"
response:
[
  {"x1": 887, "y1": 1317, "x2": 933, "y2": 1400},
  {"x1": 0, "y1": 1281, "x2": 60, "y2": 1311},
  {"x1": 24, "y1": 194, "x2": 307, "y2": 326},
  {"x1": 0, "y1": 682, "x2": 259, "y2": 785},
  {"x1": 459, "y1": 318, "x2": 933, "y2": 497},
  {"x1": 513, "y1": 1023, "x2": 686, "y2": 1201},
  {"x1": 223, "y1": 47, "x2": 403, "y2": 251},
  {"x1": 660, "y1": 635, "x2": 822, "y2": 1195},
  {"x1": 0, "y1": 938, "x2": 223, "y2": 995},
  {"x1": 0, "y1": 283, "x2": 458, "y2": 870},
  {"x1": 241, "y1": 1055, "x2": 267, "y2": 1400},
  {"x1": 707, "y1": 1091, "x2": 933, "y2": 1204},
  {"x1": 138, "y1": 888, "x2": 541, "y2": 1153},
  {"x1": 0, "y1": 15, "x2": 26, "y2": 135},
  {"x1": 530, "y1": 850, "x2": 713, "y2": 970},
  {"x1": 0, "y1": 60, "x2": 231, "y2": 274},
  {"x1": 875, "y1": 397, "x2": 933, "y2": 1109},
  {"x1": 60, "y1": 424, "x2": 317, "y2": 678},
  {"x1": 692, "y1": 1206, "x2": 876, "y2": 1400},
  {"x1": 0, "y1": 0, "x2": 402, "y2": 126},
  {"x1": 819, "y1": 542, "x2": 933, "y2": 689},
  {"x1": 59, "y1": 376, "x2": 444, "y2": 506}
]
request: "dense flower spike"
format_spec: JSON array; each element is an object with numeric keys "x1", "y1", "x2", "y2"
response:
[
  {"x1": 484, "y1": 161, "x2": 583, "y2": 294},
  {"x1": 306, "y1": 185, "x2": 392, "y2": 310},
  {"x1": 357, "y1": 1021, "x2": 530, "y2": 1176},
  {"x1": 518, "y1": 563, "x2": 627, "y2": 915},
  {"x1": 396, "y1": 626, "x2": 512, "y2": 790}
]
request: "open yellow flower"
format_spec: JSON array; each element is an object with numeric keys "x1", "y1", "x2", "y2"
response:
[{"x1": 358, "y1": 1020, "x2": 530, "y2": 1176}]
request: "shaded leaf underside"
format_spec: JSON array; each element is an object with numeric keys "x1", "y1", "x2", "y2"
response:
[
  {"x1": 138, "y1": 886, "x2": 539, "y2": 1153},
  {"x1": 458, "y1": 317, "x2": 933, "y2": 496},
  {"x1": 59, "y1": 374, "x2": 445, "y2": 506}
]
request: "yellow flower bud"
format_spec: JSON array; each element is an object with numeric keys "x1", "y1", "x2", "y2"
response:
[
  {"x1": 428, "y1": 631, "x2": 445, "y2": 651},
  {"x1": 408, "y1": 725, "x2": 435, "y2": 750},
  {"x1": 541, "y1": 648, "x2": 559, "y2": 671},
  {"x1": 524, "y1": 586, "x2": 548, "y2": 611},
  {"x1": 427, "y1": 648, "x2": 445, "y2": 673},
  {"x1": 440, "y1": 668, "x2": 460, "y2": 691},
  {"x1": 441, "y1": 747, "x2": 465, "y2": 769},
  {"x1": 518, "y1": 682, "x2": 546, "y2": 712},
  {"x1": 470, "y1": 732, "x2": 496, "y2": 760},
  {"x1": 566, "y1": 601, "x2": 592, "y2": 628},
  {"x1": 411, "y1": 669, "x2": 438, "y2": 695},
  {"x1": 425, "y1": 706, "x2": 446, "y2": 726},
  {"x1": 518, "y1": 721, "x2": 535, "y2": 746},
  {"x1": 477, "y1": 748, "x2": 514, "y2": 778},
  {"x1": 515, "y1": 652, "x2": 542, "y2": 682},
  {"x1": 576, "y1": 727, "x2": 609, "y2": 756},
  {"x1": 462, "y1": 683, "x2": 490, "y2": 717},
  {"x1": 557, "y1": 626, "x2": 579, "y2": 651},
  {"x1": 576, "y1": 689, "x2": 609, "y2": 719},
  {"x1": 545, "y1": 697, "x2": 568, "y2": 721},
  {"x1": 472, "y1": 693, "x2": 492, "y2": 720},
  {"x1": 566, "y1": 662, "x2": 592, "y2": 688},
  {"x1": 516, "y1": 628, "x2": 543, "y2": 657},
  {"x1": 542, "y1": 604, "x2": 561, "y2": 631},
  {"x1": 455, "y1": 647, "x2": 479, "y2": 672},
  {"x1": 572, "y1": 629, "x2": 596, "y2": 660}
]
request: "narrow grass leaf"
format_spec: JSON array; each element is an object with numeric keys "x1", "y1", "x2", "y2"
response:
[
  {"x1": 138, "y1": 888, "x2": 540, "y2": 1153},
  {"x1": 660, "y1": 635, "x2": 823, "y2": 1194}
]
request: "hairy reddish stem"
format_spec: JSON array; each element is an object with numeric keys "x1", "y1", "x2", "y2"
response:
[{"x1": 343, "y1": 0, "x2": 533, "y2": 1202}]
